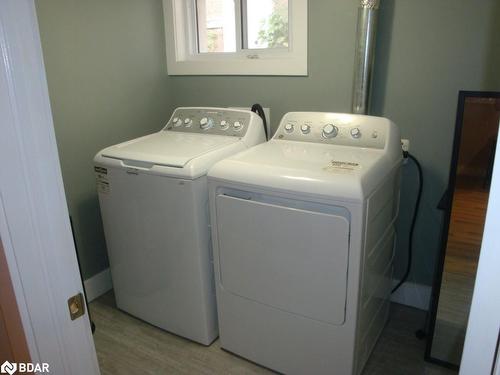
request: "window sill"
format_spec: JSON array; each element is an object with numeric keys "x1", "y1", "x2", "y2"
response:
[{"x1": 166, "y1": 55, "x2": 308, "y2": 76}]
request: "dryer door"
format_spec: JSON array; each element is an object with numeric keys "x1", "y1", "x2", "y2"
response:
[{"x1": 215, "y1": 193, "x2": 350, "y2": 325}]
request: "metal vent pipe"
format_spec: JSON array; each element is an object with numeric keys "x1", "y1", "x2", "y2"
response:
[{"x1": 351, "y1": 0, "x2": 380, "y2": 114}]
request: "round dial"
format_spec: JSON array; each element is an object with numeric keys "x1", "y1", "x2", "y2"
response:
[
  {"x1": 172, "y1": 117, "x2": 182, "y2": 127},
  {"x1": 322, "y1": 124, "x2": 338, "y2": 138},
  {"x1": 233, "y1": 121, "x2": 243, "y2": 131},
  {"x1": 350, "y1": 127, "x2": 361, "y2": 138},
  {"x1": 284, "y1": 123, "x2": 294, "y2": 133},
  {"x1": 220, "y1": 120, "x2": 229, "y2": 130},
  {"x1": 184, "y1": 118, "x2": 192, "y2": 126},
  {"x1": 200, "y1": 117, "x2": 214, "y2": 130},
  {"x1": 301, "y1": 124, "x2": 311, "y2": 134}
]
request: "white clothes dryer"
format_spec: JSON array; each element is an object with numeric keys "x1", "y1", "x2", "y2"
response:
[
  {"x1": 208, "y1": 112, "x2": 402, "y2": 373},
  {"x1": 94, "y1": 107, "x2": 265, "y2": 345}
]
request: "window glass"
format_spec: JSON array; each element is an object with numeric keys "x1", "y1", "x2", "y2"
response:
[
  {"x1": 245, "y1": 0, "x2": 289, "y2": 49},
  {"x1": 196, "y1": 0, "x2": 236, "y2": 53}
]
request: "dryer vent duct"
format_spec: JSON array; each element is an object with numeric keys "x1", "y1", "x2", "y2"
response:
[{"x1": 351, "y1": 0, "x2": 380, "y2": 115}]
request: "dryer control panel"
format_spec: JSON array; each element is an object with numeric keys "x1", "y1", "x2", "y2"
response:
[
  {"x1": 274, "y1": 112, "x2": 393, "y2": 150},
  {"x1": 164, "y1": 107, "x2": 252, "y2": 137}
]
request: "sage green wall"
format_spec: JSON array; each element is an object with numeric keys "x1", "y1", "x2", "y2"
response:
[
  {"x1": 371, "y1": 0, "x2": 500, "y2": 285},
  {"x1": 169, "y1": 0, "x2": 500, "y2": 286},
  {"x1": 485, "y1": 1, "x2": 500, "y2": 89},
  {"x1": 36, "y1": 0, "x2": 173, "y2": 279}
]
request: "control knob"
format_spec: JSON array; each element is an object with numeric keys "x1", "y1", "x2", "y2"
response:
[
  {"x1": 184, "y1": 118, "x2": 192, "y2": 126},
  {"x1": 172, "y1": 117, "x2": 182, "y2": 127},
  {"x1": 301, "y1": 124, "x2": 311, "y2": 134},
  {"x1": 322, "y1": 124, "x2": 338, "y2": 138},
  {"x1": 220, "y1": 120, "x2": 229, "y2": 130},
  {"x1": 284, "y1": 123, "x2": 294, "y2": 133},
  {"x1": 200, "y1": 117, "x2": 214, "y2": 130},
  {"x1": 350, "y1": 127, "x2": 361, "y2": 138},
  {"x1": 233, "y1": 121, "x2": 243, "y2": 131}
]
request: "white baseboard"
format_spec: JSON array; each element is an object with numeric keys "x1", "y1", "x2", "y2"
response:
[
  {"x1": 84, "y1": 268, "x2": 113, "y2": 302},
  {"x1": 390, "y1": 279, "x2": 432, "y2": 311}
]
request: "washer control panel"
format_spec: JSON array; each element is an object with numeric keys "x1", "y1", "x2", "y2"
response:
[
  {"x1": 274, "y1": 112, "x2": 390, "y2": 149},
  {"x1": 164, "y1": 108, "x2": 251, "y2": 137}
]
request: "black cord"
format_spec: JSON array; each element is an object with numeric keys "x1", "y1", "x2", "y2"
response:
[
  {"x1": 251, "y1": 103, "x2": 268, "y2": 140},
  {"x1": 392, "y1": 152, "x2": 423, "y2": 294}
]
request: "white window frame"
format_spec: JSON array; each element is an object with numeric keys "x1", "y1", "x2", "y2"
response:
[{"x1": 163, "y1": 0, "x2": 308, "y2": 76}]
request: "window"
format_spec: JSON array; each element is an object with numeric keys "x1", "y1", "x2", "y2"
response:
[
  {"x1": 196, "y1": 0, "x2": 237, "y2": 53},
  {"x1": 163, "y1": 0, "x2": 307, "y2": 76}
]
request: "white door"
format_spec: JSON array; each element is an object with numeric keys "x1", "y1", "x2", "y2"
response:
[
  {"x1": 460, "y1": 129, "x2": 500, "y2": 374},
  {"x1": 0, "y1": 1, "x2": 100, "y2": 374}
]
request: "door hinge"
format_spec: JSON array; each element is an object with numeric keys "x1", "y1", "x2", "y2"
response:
[{"x1": 67, "y1": 292, "x2": 85, "y2": 320}]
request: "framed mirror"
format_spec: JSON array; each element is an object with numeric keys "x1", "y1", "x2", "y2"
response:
[{"x1": 426, "y1": 91, "x2": 500, "y2": 368}]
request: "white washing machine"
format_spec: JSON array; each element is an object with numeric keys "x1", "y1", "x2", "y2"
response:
[
  {"x1": 208, "y1": 112, "x2": 402, "y2": 374},
  {"x1": 94, "y1": 107, "x2": 265, "y2": 345}
]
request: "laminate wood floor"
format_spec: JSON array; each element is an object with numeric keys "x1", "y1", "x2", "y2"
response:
[{"x1": 90, "y1": 292, "x2": 456, "y2": 375}]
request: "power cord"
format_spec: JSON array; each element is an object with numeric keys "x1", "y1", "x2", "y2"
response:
[
  {"x1": 391, "y1": 151, "x2": 423, "y2": 294},
  {"x1": 251, "y1": 104, "x2": 268, "y2": 140}
]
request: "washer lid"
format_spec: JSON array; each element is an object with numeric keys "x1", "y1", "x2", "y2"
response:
[
  {"x1": 100, "y1": 131, "x2": 239, "y2": 168},
  {"x1": 209, "y1": 140, "x2": 398, "y2": 201}
]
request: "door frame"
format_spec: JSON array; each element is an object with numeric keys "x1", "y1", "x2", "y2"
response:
[
  {"x1": 0, "y1": 1, "x2": 99, "y2": 374},
  {"x1": 460, "y1": 126, "x2": 500, "y2": 373}
]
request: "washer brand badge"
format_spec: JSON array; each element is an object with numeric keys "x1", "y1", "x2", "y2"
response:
[
  {"x1": 323, "y1": 160, "x2": 360, "y2": 173},
  {"x1": 1, "y1": 361, "x2": 50, "y2": 374},
  {"x1": 94, "y1": 166, "x2": 110, "y2": 194}
]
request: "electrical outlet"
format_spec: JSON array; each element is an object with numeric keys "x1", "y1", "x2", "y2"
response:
[
  {"x1": 401, "y1": 139, "x2": 410, "y2": 165},
  {"x1": 401, "y1": 139, "x2": 410, "y2": 153}
]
